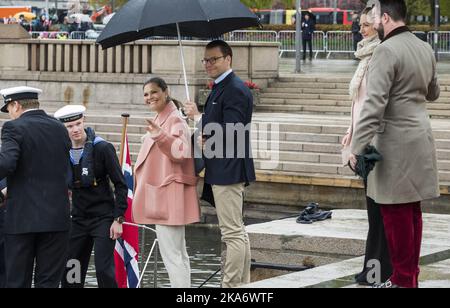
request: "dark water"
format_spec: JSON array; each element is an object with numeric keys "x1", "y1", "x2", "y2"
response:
[{"x1": 85, "y1": 225, "x2": 222, "y2": 288}]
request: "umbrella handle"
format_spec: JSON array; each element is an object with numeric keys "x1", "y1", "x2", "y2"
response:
[{"x1": 176, "y1": 23, "x2": 190, "y2": 120}]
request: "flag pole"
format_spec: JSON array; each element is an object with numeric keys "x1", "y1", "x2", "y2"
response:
[{"x1": 119, "y1": 113, "x2": 130, "y2": 168}]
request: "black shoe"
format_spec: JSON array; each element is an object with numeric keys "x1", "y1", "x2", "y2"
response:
[{"x1": 372, "y1": 279, "x2": 400, "y2": 288}]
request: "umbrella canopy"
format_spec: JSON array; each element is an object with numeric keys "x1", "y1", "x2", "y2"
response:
[
  {"x1": 14, "y1": 12, "x2": 36, "y2": 22},
  {"x1": 96, "y1": 0, "x2": 260, "y2": 49}
]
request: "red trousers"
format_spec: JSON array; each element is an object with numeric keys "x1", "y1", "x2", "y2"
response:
[{"x1": 380, "y1": 202, "x2": 422, "y2": 288}]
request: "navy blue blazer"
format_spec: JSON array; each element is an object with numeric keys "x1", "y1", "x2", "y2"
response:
[
  {"x1": 197, "y1": 72, "x2": 256, "y2": 205},
  {"x1": 0, "y1": 110, "x2": 71, "y2": 234}
]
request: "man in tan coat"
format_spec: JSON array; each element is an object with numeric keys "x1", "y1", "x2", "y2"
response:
[{"x1": 350, "y1": 0, "x2": 440, "y2": 288}]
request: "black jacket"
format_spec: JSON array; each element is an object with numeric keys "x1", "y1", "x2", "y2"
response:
[
  {"x1": 70, "y1": 130, "x2": 128, "y2": 219},
  {"x1": 301, "y1": 19, "x2": 315, "y2": 40},
  {"x1": 0, "y1": 110, "x2": 71, "y2": 234},
  {"x1": 352, "y1": 20, "x2": 363, "y2": 42}
]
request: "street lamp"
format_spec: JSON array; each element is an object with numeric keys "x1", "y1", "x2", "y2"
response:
[
  {"x1": 434, "y1": 0, "x2": 440, "y2": 61},
  {"x1": 295, "y1": 0, "x2": 302, "y2": 73}
]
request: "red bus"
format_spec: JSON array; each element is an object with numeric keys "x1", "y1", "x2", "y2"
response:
[
  {"x1": 308, "y1": 7, "x2": 353, "y2": 25},
  {"x1": 253, "y1": 8, "x2": 353, "y2": 26}
]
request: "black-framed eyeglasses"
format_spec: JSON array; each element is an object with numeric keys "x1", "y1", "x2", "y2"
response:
[{"x1": 201, "y1": 56, "x2": 226, "y2": 65}]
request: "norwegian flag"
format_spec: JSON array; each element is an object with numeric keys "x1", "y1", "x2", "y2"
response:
[{"x1": 114, "y1": 135, "x2": 140, "y2": 288}]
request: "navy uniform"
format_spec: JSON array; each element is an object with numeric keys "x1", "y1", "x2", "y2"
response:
[
  {"x1": 0, "y1": 171, "x2": 6, "y2": 288},
  {"x1": 55, "y1": 105, "x2": 128, "y2": 288},
  {"x1": 0, "y1": 86, "x2": 71, "y2": 288}
]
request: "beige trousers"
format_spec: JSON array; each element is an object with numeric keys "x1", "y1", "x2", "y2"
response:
[
  {"x1": 156, "y1": 225, "x2": 191, "y2": 288},
  {"x1": 212, "y1": 183, "x2": 251, "y2": 288}
]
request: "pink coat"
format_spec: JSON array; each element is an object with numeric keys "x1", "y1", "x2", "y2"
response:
[{"x1": 133, "y1": 102, "x2": 200, "y2": 226}]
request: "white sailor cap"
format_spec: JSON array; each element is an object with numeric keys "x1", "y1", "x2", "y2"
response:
[
  {"x1": 0, "y1": 86, "x2": 43, "y2": 113},
  {"x1": 54, "y1": 105, "x2": 86, "y2": 123}
]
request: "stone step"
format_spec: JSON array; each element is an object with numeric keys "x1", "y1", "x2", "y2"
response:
[
  {"x1": 88, "y1": 123, "x2": 148, "y2": 135},
  {"x1": 439, "y1": 171, "x2": 450, "y2": 182},
  {"x1": 256, "y1": 104, "x2": 351, "y2": 115},
  {"x1": 438, "y1": 149, "x2": 450, "y2": 160},
  {"x1": 434, "y1": 97, "x2": 450, "y2": 103},
  {"x1": 436, "y1": 139, "x2": 450, "y2": 150},
  {"x1": 259, "y1": 95, "x2": 450, "y2": 106},
  {"x1": 87, "y1": 119, "x2": 352, "y2": 136},
  {"x1": 438, "y1": 160, "x2": 450, "y2": 172},
  {"x1": 427, "y1": 103, "x2": 450, "y2": 110},
  {"x1": 260, "y1": 93, "x2": 321, "y2": 100},
  {"x1": 277, "y1": 76, "x2": 353, "y2": 83},
  {"x1": 99, "y1": 137, "x2": 450, "y2": 161},
  {"x1": 260, "y1": 98, "x2": 352, "y2": 106},
  {"x1": 270, "y1": 82, "x2": 350, "y2": 90},
  {"x1": 263, "y1": 88, "x2": 350, "y2": 95}
]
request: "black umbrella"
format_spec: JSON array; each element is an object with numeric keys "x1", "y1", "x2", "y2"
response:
[{"x1": 96, "y1": 0, "x2": 260, "y2": 103}]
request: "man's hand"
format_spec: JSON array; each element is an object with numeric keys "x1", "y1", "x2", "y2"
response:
[
  {"x1": 184, "y1": 101, "x2": 201, "y2": 121},
  {"x1": 110, "y1": 221, "x2": 123, "y2": 240},
  {"x1": 197, "y1": 135, "x2": 206, "y2": 151},
  {"x1": 349, "y1": 153, "x2": 357, "y2": 170}
]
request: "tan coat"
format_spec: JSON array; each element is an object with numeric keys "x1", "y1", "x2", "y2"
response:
[{"x1": 351, "y1": 30, "x2": 441, "y2": 204}]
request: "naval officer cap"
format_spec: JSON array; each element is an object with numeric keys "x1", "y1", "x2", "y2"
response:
[
  {"x1": 0, "y1": 86, "x2": 43, "y2": 113},
  {"x1": 54, "y1": 105, "x2": 86, "y2": 123}
]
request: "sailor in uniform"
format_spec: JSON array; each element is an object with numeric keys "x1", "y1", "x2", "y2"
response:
[{"x1": 55, "y1": 105, "x2": 128, "y2": 288}]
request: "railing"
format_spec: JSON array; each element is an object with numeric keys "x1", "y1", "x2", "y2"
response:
[
  {"x1": 26, "y1": 30, "x2": 450, "y2": 57},
  {"x1": 123, "y1": 222, "x2": 159, "y2": 288},
  {"x1": 278, "y1": 30, "x2": 326, "y2": 57},
  {"x1": 428, "y1": 31, "x2": 450, "y2": 54},
  {"x1": 228, "y1": 30, "x2": 278, "y2": 43},
  {"x1": 27, "y1": 40, "x2": 152, "y2": 73},
  {"x1": 326, "y1": 31, "x2": 354, "y2": 58},
  {"x1": 30, "y1": 31, "x2": 69, "y2": 39}
]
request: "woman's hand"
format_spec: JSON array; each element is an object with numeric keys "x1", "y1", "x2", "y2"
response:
[
  {"x1": 342, "y1": 133, "x2": 350, "y2": 146},
  {"x1": 146, "y1": 118, "x2": 162, "y2": 137}
]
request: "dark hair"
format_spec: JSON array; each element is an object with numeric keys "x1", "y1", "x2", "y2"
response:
[
  {"x1": 143, "y1": 77, "x2": 182, "y2": 110},
  {"x1": 206, "y1": 40, "x2": 233, "y2": 60},
  {"x1": 17, "y1": 99, "x2": 40, "y2": 110},
  {"x1": 377, "y1": 0, "x2": 407, "y2": 22}
]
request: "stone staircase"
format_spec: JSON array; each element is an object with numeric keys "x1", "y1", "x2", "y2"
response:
[
  {"x1": 1, "y1": 74, "x2": 450, "y2": 212},
  {"x1": 4, "y1": 110, "x2": 448, "y2": 186},
  {"x1": 257, "y1": 75, "x2": 450, "y2": 118}
]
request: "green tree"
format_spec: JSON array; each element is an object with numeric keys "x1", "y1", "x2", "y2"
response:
[
  {"x1": 438, "y1": 0, "x2": 450, "y2": 17},
  {"x1": 279, "y1": 0, "x2": 296, "y2": 9},
  {"x1": 405, "y1": 0, "x2": 430, "y2": 17},
  {"x1": 240, "y1": 0, "x2": 273, "y2": 9}
]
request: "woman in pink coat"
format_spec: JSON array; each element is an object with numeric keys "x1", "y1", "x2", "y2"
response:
[{"x1": 133, "y1": 77, "x2": 200, "y2": 288}]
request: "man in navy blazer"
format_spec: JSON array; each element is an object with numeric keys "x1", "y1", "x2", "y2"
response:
[
  {"x1": 0, "y1": 86, "x2": 71, "y2": 288},
  {"x1": 185, "y1": 40, "x2": 256, "y2": 288}
]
